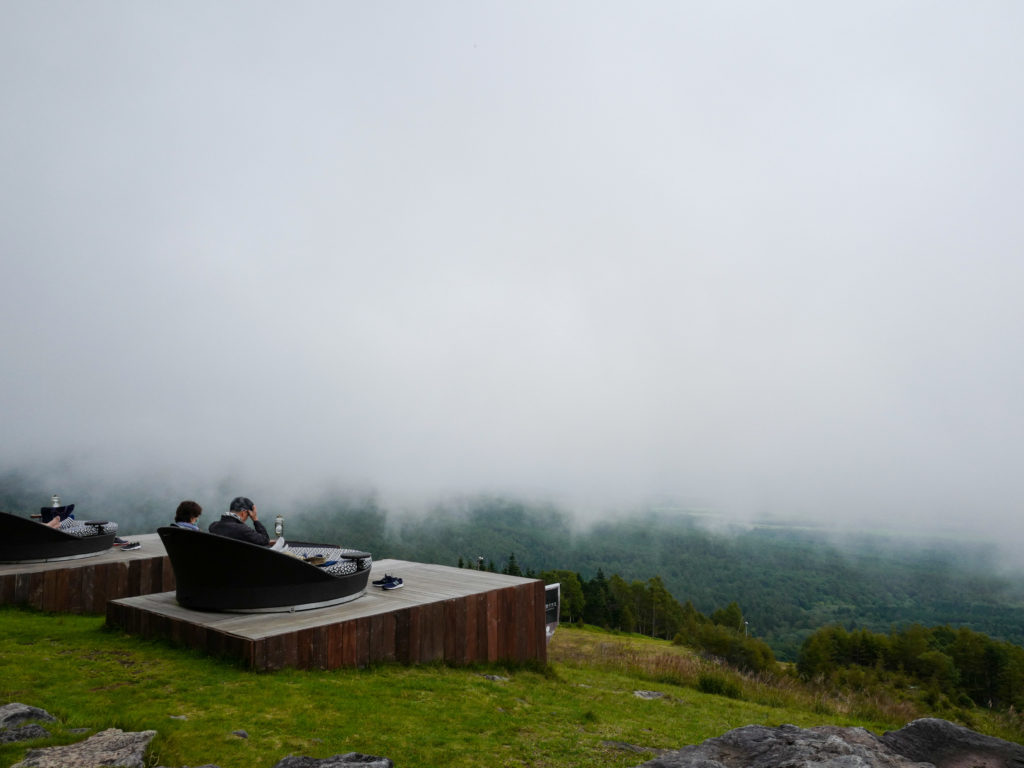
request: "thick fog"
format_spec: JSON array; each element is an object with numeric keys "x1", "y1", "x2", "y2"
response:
[{"x1": 2, "y1": 3, "x2": 1023, "y2": 539}]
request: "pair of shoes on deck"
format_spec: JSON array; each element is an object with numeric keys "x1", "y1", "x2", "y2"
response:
[
  {"x1": 113, "y1": 538, "x2": 141, "y2": 551},
  {"x1": 372, "y1": 574, "x2": 404, "y2": 590}
]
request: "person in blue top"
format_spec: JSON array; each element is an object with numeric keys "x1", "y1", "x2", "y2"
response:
[
  {"x1": 171, "y1": 500, "x2": 202, "y2": 530},
  {"x1": 208, "y1": 496, "x2": 270, "y2": 546}
]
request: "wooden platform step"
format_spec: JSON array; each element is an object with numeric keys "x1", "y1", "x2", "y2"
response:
[
  {"x1": 106, "y1": 559, "x2": 547, "y2": 670},
  {"x1": 0, "y1": 533, "x2": 173, "y2": 613}
]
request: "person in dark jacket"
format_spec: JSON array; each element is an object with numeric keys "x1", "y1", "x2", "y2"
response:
[{"x1": 208, "y1": 496, "x2": 270, "y2": 546}]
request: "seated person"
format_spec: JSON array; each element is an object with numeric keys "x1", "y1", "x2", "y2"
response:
[
  {"x1": 43, "y1": 505, "x2": 75, "y2": 529},
  {"x1": 208, "y1": 496, "x2": 270, "y2": 546},
  {"x1": 170, "y1": 500, "x2": 202, "y2": 530},
  {"x1": 41, "y1": 495, "x2": 118, "y2": 537},
  {"x1": 41, "y1": 494, "x2": 75, "y2": 528}
]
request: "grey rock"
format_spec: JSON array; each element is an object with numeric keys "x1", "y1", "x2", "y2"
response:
[
  {"x1": 232, "y1": 729, "x2": 249, "y2": 738},
  {"x1": 0, "y1": 725, "x2": 51, "y2": 744},
  {"x1": 636, "y1": 719, "x2": 1024, "y2": 768},
  {"x1": 12, "y1": 727, "x2": 156, "y2": 768},
  {"x1": 636, "y1": 722, "x2": 932, "y2": 768},
  {"x1": 0, "y1": 704, "x2": 56, "y2": 730},
  {"x1": 881, "y1": 717, "x2": 1024, "y2": 768},
  {"x1": 273, "y1": 754, "x2": 394, "y2": 768},
  {"x1": 634, "y1": 690, "x2": 669, "y2": 700}
]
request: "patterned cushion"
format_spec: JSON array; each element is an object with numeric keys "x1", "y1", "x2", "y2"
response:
[
  {"x1": 286, "y1": 545, "x2": 371, "y2": 577},
  {"x1": 58, "y1": 519, "x2": 118, "y2": 537}
]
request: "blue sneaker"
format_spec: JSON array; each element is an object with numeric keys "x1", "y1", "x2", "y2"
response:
[
  {"x1": 382, "y1": 577, "x2": 404, "y2": 590},
  {"x1": 372, "y1": 574, "x2": 398, "y2": 587}
]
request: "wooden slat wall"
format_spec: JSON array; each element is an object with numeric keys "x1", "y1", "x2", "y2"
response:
[
  {"x1": 107, "y1": 577, "x2": 547, "y2": 671},
  {"x1": 0, "y1": 554, "x2": 174, "y2": 614}
]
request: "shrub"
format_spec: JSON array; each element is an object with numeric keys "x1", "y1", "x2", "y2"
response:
[{"x1": 697, "y1": 673, "x2": 742, "y2": 699}]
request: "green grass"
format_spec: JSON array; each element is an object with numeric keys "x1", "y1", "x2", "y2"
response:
[{"x1": 1, "y1": 608, "x2": 1020, "y2": 768}]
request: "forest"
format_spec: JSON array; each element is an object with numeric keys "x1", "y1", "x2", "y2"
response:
[{"x1": 797, "y1": 622, "x2": 1024, "y2": 712}]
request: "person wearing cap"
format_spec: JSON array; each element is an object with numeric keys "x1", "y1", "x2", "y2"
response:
[
  {"x1": 209, "y1": 496, "x2": 270, "y2": 546},
  {"x1": 170, "y1": 500, "x2": 202, "y2": 531}
]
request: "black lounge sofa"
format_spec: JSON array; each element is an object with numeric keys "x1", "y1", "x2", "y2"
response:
[
  {"x1": 158, "y1": 526, "x2": 372, "y2": 612},
  {"x1": 0, "y1": 510, "x2": 116, "y2": 563}
]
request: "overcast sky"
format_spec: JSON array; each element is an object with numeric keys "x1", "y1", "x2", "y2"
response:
[{"x1": 2, "y1": 2, "x2": 1023, "y2": 535}]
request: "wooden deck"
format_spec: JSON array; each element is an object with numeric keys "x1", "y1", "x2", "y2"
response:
[
  {"x1": 0, "y1": 533, "x2": 173, "y2": 613},
  {"x1": 107, "y1": 559, "x2": 547, "y2": 670}
]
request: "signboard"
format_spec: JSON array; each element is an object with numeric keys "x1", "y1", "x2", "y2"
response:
[{"x1": 545, "y1": 582, "x2": 561, "y2": 642}]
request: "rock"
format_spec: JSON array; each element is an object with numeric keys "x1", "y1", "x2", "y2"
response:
[
  {"x1": 636, "y1": 722, "x2": 932, "y2": 768},
  {"x1": 633, "y1": 690, "x2": 669, "y2": 700},
  {"x1": 273, "y1": 755, "x2": 394, "y2": 768},
  {"x1": 0, "y1": 702, "x2": 394, "y2": 768},
  {"x1": 12, "y1": 727, "x2": 156, "y2": 768},
  {"x1": 0, "y1": 704, "x2": 56, "y2": 730},
  {"x1": 881, "y1": 717, "x2": 1024, "y2": 768},
  {"x1": 0, "y1": 705, "x2": 57, "y2": 746},
  {"x1": 636, "y1": 719, "x2": 1024, "y2": 768},
  {"x1": 0, "y1": 725, "x2": 51, "y2": 744},
  {"x1": 232, "y1": 729, "x2": 249, "y2": 738}
]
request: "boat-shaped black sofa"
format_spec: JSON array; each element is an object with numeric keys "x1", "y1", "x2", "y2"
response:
[
  {"x1": 0, "y1": 510, "x2": 116, "y2": 563},
  {"x1": 157, "y1": 526, "x2": 372, "y2": 612}
]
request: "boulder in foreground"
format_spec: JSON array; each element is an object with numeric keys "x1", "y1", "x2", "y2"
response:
[{"x1": 637, "y1": 718, "x2": 1024, "y2": 768}]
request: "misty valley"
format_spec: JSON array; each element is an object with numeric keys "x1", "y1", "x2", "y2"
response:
[{"x1": 4, "y1": 469, "x2": 1023, "y2": 665}]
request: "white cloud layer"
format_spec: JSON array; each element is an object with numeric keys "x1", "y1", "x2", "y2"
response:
[{"x1": 3, "y1": 2, "x2": 1023, "y2": 536}]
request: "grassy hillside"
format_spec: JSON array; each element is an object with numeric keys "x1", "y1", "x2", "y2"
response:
[{"x1": 2, "y1": 606, "x2": 1022, "y2": 768}]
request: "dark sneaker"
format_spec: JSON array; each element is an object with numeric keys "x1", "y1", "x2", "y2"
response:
[
  {"x1": 372, "y1": 574, "x2": 396, "y2": 587},
  {"x1": 120, "y1": 541, "x2": 141, "y2": 551},
  {"x1": 382, "y1": 577, "x2": 404, "y2": 590}
]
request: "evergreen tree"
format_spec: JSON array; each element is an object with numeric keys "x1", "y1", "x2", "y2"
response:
[
  {"x1": 581, "y1": 569, "x2": 611, "y2": 627},
  {"x1": 608, "y1": 574, "x2": 638, "y2": 633},
  {"x1": 647, "y1": 575, "x2": 684, "y2": 640},
  {"x1": 503, "y1": 552, "x2": 523, "y2": 577}
]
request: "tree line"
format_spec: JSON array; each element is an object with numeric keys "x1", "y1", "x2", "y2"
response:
[
  {"x1": 461, "y1": 555, "x2": 777, "y2": 673},
  {"x1": 798, "y1": 622, "x2": 1024, "y2": 711}
]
